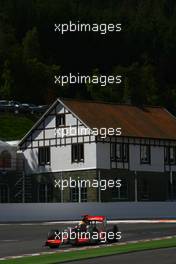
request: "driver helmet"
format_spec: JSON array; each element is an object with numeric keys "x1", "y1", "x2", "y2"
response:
[{"x1": 79, "y1": 220, "x2": 86, "y2": 225}]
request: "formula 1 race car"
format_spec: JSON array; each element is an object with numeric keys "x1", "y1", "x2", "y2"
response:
[{"x1": 45, "y1": 215, "x2": 120, "y2": 248}]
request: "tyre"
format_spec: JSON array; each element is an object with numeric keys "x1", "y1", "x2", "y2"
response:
[
  {"x1": 49, "y1": 244, "x2": 60, "y2": 249},
  {"x1": 90, "y1": 227, "x2": 99, "y2": 244},
  {"x1": 47, "y1": 229, "x2": 61, "y2": 249},
  {"x1": 112, "y1": 225, "x2": 120, "y2": 242}
]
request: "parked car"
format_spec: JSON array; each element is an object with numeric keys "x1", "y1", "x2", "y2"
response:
[
  {"x1": 38, "y1": 105, "x2": 49, "y2": 113},
  {"x1": 0, "y1": 99, "x2": 48, "y2": 114},
  {"x1": 30, "y1": 104, "x2": 48, "y2": 114},
  {"x1": 9, "y1": 101, "x2": 22, "y2": 113},
  {"x1": 0, "y1": 100, "x2": 15, "y2": 112},
  {"x1": 20, "y1": 103, "x2": 37, "y2": 114},
  {"x1": 0, "y1": 100, "x2": 8, "y2": 111}
]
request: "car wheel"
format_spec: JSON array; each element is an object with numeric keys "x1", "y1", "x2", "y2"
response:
[
  {"x1": 49, "y1": 244, "x2": 60, "y2": 249},
  {"x1": 112, "y1": 225, "x2": 119, "y2": 243}
]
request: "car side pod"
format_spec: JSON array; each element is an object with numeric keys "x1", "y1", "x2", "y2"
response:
[
  {"x1": 45, "y1": 239, "x2": 62, "y2": 248},
  {"x1": 45, "y1": 229, "x2": 61, "y2": 249}
]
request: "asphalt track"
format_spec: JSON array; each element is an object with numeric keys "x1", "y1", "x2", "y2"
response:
[
  {"x1": 0, "y1": 222, "x2": 176, "y2": 258},
  {"x1": 64, "y1": 248, "x2": 176, "y2": 264}
]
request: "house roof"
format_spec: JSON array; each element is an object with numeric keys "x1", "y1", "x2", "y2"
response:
[
  {"x1": 62, "y1": 99, "x2": 176, "y2": 140},
  {"x1": 18, "y1": 98, "x2": 176, "y2": 148}
]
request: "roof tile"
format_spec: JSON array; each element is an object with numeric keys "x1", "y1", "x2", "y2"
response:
[{"x1": 63, "y1": 99, "x2": 176, "y2": 140}]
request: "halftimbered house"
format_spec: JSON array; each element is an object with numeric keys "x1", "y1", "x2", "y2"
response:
[{"x1": 18, "y1": 98, "x2": 176, "y2": 203}]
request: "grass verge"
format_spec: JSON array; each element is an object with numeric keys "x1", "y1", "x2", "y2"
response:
[
  {"x1": 1, "y1": 237, "x2": 176, "y2": 264},
  {"x1": 0, "y1": 113, "x2": 36, "y2": 140}
]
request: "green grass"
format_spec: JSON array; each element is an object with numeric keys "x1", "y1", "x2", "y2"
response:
[
  {"x1": 0, "y1": 113, "x2": 36, "y2": 140},
  {"x1": 2, "y1": 237, "x2": 176, "y2": 264}
]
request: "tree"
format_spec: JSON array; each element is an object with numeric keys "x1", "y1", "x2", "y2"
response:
[
  {"x1": 0, "y1": 60, "x2": 13, "y2": 99},
  {"x1": 22, "y1": 27, "x2": 40, "y2": 60}
]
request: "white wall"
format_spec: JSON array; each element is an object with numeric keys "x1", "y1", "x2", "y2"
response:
[
  {"x1": 96, "y1": 142, "x2": 110, "y2": 169},
  {"x1": 24, "y1": 143, "x2": 97, "y2": 175},
  {"x1": 23, "y1": 139, "x2": 176, "y2": 174},
  {"x1": 51, "y1": 143, "x2": 96, "y2": 172},
  {"x1": 129, "y1": 145, "x2": 165, "y2": 172},
  {"x1": 23, "y1": 148, "x2": 50, "y2": 174}
]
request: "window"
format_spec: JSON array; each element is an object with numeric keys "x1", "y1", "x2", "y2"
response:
[
  {"x1": 38, "y1": 183, "x2": 53, "y2": 202},
  {"x1": 56, "y1": 114, "x2": 65, "y2": 127},
  {"x1": 38, "y1": 147, "x2": 50, "y2": 165},
  {"x1": 139, "y1": 179, "x2": 150, "y2": 201},
  {"x1": 80, "y1": 182, "x2": 87, "y2": 202},
  {"x1": 170, "y1": 147, "x2": 176, "y2": 164},
  {"x1": 0, "y1": 151, "x2": 11, "y2": 168},
  {"x1": 0, "y1": 185, "x2": 9, "y2": 203},
  {"x1": 123, "y1": 144, "x2": 129, "y2": 161},
  {"x1": 168, "y1": 176, "x2": 176, "y2": 200},
  {"x1": 111, "y1": 143, "x2": 129, "y2": 162},
  {"x1": 140, "y1": 145, "x2": 150, "y2": 164},
  {"x1": 111, "y1": 143, "x2": 116, "y2": 161},
  {"x1": 70, "y1": 185, "x2": 87, "y2": 202},
  {"x1": 72, "y1": 143, "x2": 84, "y2": 163},
  {"x1": 112, "y1": 178, "x2": 128, "y2": 200},
  {"x1": 165, "y1": 147, "x2": 169, "y2": 164},
  {"x1": 165, "y1": 146, "x2": 176, "y2": 165},
  {"x1": 70, "y1": 187, "x2": 79, "y2": 202},
  {"x1": 116, "y1": 143, "x2": 123, "y2": 160}
]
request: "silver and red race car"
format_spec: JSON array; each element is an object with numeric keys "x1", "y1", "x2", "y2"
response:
[{"x1": 45, "y1": 215, "x2": 121, "y2": 248}]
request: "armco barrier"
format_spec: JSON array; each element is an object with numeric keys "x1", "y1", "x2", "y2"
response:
[{"x1": 0, "y1": 202, "x2": 176, "y2": 222}]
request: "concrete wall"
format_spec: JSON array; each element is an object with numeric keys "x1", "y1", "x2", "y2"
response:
[
  {"x1": 129, "y1": 145, "x2": 165, "y2": 172},
  {"x1": 0, "y1": 202, "x2": 176, "y2": 222}
]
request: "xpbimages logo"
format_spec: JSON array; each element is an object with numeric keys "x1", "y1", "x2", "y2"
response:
[
  {"x1": 54, "y1": 21, "x2": 122, "y2": 35},
  {"x1": 54, "y1": 230, "x2": 122, "y2": 243},
  {"x1": 54, "y1": 126, "x2": 122, "y2": 139},
  {"x1": 54, "y1": 178, "x2": 122, "y2": 191},
  {"x1": 54, "y1": 73, "x2": 122, "y2": 87}
]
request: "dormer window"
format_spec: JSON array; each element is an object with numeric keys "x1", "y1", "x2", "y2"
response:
[{"x1": 56, "y1": 114, "x2": 65, "y2": 127}]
